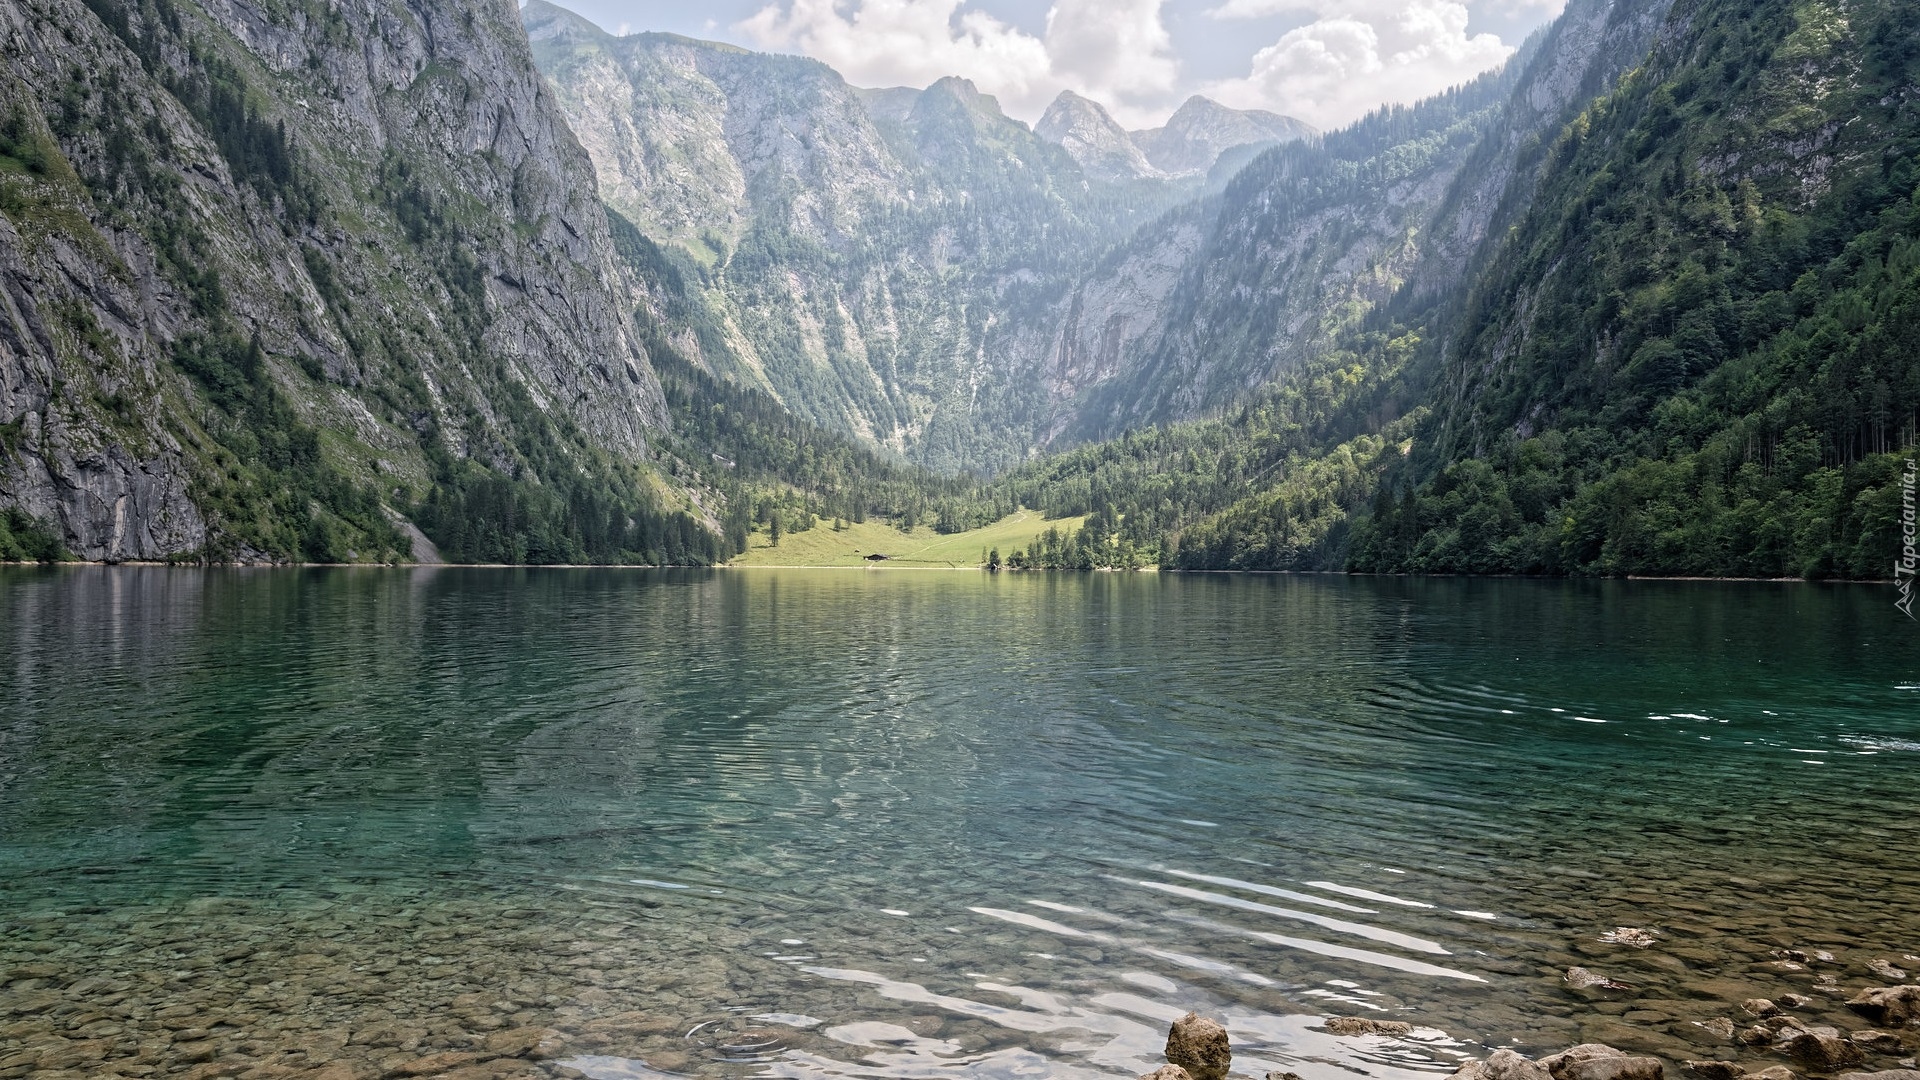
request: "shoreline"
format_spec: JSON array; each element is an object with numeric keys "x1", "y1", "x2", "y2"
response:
[{"x1": 0, "y1": 561, "x2": 1900, "y2": 584}]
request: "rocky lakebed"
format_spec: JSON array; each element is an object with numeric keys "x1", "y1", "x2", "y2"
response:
[{"x1": 1, "y1": 885, "x2": 1917, "y2": 1080}]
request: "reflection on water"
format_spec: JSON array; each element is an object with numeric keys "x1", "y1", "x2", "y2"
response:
[{"x1": 1, "y1": 568, "x2": 1918, "y2": 1079}]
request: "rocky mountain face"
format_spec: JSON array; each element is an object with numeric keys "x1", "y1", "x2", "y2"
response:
[
  {"x1": 1034, "y1": 92, "x2": 1316, "y2": 184},
  {"x1": 1130, "y1": 96, "x2": 1317, "y2": 179},
  {"x1": 522, "y1": 5, "x2": 904, "y2": 267},
  {"x1": 526, "y1": 0, "x2": 1191, "y2": 473},
  {"x1": 0, "y1": 0, "x2": 675, "y2": 561},
  {"x1": 1406, "y1": 0, "x2": 1676, "y2": 296},
  {"x1": 527, "y1": 0, "x2": 1665, "y2": 471},
  {"x1": 1035, "y1": 92, "x2": 1162, "y2": 183}
]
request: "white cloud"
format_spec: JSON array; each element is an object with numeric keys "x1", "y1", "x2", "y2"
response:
[
  {"x1": 1045, "y1": 0, "x2": 1179, "y2": 118},
  {"x1": 735, "y1": 0, "x2": 1177, "y2": 126},
  {"x1": 738, "y1": 0, "x2": 1057, "y2": 119},
  {"x1": 1475, "y1": 0, "x2": 1567, "y2": 16},
  {"x1": 1202, "y1": 0, "x2": 1517, "y2": 128},
  {"x1": 733, "y1": 0, "x2": 1543, "y2": 133},
  {"x1": 1209, "y1": 0, "x2": 1297, "y2": 14}
]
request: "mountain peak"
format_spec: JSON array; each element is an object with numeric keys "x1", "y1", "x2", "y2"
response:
[
  {"x1": 519, "y1": 0, "x2": 606, "y2": 44},
  {"x1": 921, "y1": 76, "x2": 1004, "y2": 118},
  {"x1": 1037, "y1": 91, "x2": 1161, "y2": 183},
  {"x1": 1133, "y1": 96, "x2": 1315, "y2": 177}
]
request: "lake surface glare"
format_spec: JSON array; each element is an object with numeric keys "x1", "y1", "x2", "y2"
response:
[{"x1": 2, "y1": 568, "x2": 1917, "y2": 1080}]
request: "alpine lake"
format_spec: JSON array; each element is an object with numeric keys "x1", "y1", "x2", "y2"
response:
[{"x1": 1, "y1": 568, "x2": 1917, "y2": 1080}]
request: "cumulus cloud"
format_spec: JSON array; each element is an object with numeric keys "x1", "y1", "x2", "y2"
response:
[
  {"x1": 1202, "y1": 0, "x2": 1517, "y2": 128},
  {"x1": 738, "y1": 0, "x2": 1057, "y2": 119},
  {"x1": 734, "y1": 0, "x2": 1544, "y2": 133},
  {"x1": 735, "y1": 0, "x2": 1177, "y2": 126},
  {"x1": 1476, "y1": 0, "x2": 1567, "y2": 17},
  {"x1": 1045, "y1": 0, "x2": 1179, "y2": 118}
]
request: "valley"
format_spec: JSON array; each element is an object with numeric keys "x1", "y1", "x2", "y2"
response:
[
  {"x1": 4, "y1": 5, "x2": 1920, "y2": 1078},
  {"x1": 0, "y1": 0, "x2": 1914, "y2": 579}
]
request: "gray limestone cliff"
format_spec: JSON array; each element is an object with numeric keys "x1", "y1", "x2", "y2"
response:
[
  {"x1": 1032, "y1": 91, "x2": 1317, "y2": 184},
  {"x1": 525, "y1": 2, "x2": 1177, "y2": 472},
  {"x1": 1130, "y1": 96, "x2": 1317, "y2": 179},
  {"x1": 1036, "y1": 92, "x2": 1162, "y2": 183},
  {"x1": 0, "y1": 0, "x2": 666, "y2": 560}
]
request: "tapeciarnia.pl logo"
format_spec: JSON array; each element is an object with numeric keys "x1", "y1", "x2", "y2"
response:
[{"x1": 1900, "y1": 458, "x2": 1917, "y2": 620}]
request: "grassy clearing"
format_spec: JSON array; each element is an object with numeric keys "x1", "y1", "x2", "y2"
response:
[{"x1": 730, "y1": 509, "x2": 1089, "y2": 568}]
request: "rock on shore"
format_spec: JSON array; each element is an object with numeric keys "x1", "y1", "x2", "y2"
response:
[
  {"x1": 1166, "y1": 1012, "x2": 1233, "y2": 1080},
  {"x1": 1849, "y1": 988, "x2": 1920, "y2": 1028}
]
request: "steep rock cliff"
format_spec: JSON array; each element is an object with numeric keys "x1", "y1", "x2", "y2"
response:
[
  {"x1": 1035, "y1": 91, "x2": 1162, "y2": 183},
  {"x1": 526, "y1": 3, "x2": 1185, "y2": 472},
  {"x1": 0, "y1": 0, "x2": 667, "y2": 561}
]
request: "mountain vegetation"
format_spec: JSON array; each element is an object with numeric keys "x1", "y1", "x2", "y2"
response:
[
  {"x1": 2, "y1": 0, "x2": 1913, "y2": 583},
  {"x1": 953, "y1": 0, "x2": 1919, "y2": 582},
  {"x1": 1350, "y1": 0, "x2": 1920, "y2": 579}
]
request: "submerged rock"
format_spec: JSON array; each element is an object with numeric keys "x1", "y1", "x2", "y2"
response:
[
  {"x1": 484, "y1": 1027, "x2": 568, "y2": 1058},
  {"x1": 1142, "y1": 1067, "x2": 1197, "y2": 1080},
  {"x1": 1870, "y1": 962, "x2": 1910, "y2": 983},
  {"x1": 1684, "y1": 1061, "x2": 1744, "y2": 1080},
  {"x1": 1452, "y1": 1047, "x2": 1556, "y2": 1080},
  {"x1": 1837, "y1": 1073, "x2": 1920, "y2": 1080},
  {"x1": 1779, "y1": 1028, "x2": 1866, "y2": 1071},
  {"x1": 1848, "y1": 988, "x2": 1920, "y2": 1027},
  {"x1": 1540, "y1": 1043, "x2": 1667, "y2": 1080},
  {"x1": 1746, "y1": 1068, "x2": 1798, "y2": 1080},
  {"x1": 1747, "y1": 1001, "x2": 1785, "y2": 1019},
  {"x1": 1324, "y1": 1017, "x2": 1415, "y2": 1037},
  {"x1": 1567, "y1": 968, "x2": 1634, "y2": 991},
  {"x1": 1166, "y1": 1013, "x2": 1231, "y2": 1080},
  {"x1": 1698, "y1": 1019, "x2": 1739, "y2": 1042},
  {"x1": 1491, "y1": 1048, "x2": 1559, "y2": 1080},
  {"x1": 1604, "y1": 929, "x2": 1662, "y2": 949}
]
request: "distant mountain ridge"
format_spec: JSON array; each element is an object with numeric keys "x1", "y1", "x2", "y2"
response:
[
  {"x1": 524, "y1": 0, "x2": 1186, "y2": 471},
  {"x1": 1131, "y1": 96, "x2": 1318, "y2": 177},
  {"x1": 1032, "y1": 92, "x2": 1316, "y2": 183},
  {"x1": 522, "y1": 1, "x2": 1339, "y2": 472}
]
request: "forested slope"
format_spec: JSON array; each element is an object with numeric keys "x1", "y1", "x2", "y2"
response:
[
  {"x1": 1352, "y1": 0, "x2": 1920, "y2": 578},
  {"x1": 1007, "y1": 0, "x2": 1918, "y2": 582}
]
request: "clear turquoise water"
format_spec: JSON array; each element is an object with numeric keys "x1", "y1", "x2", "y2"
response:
[{"x1": 2, "y1": 568, "x2": 1917, "y2": 1079}]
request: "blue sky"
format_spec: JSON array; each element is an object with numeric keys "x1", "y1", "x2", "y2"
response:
[{"x1": 532, "y1": 0, "x2": 1567, "y2": 130}]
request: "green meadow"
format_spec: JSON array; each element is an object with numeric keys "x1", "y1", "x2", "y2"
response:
[{"x1": 729, "y1": 510, "x2": 1090, "y2": 569}]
